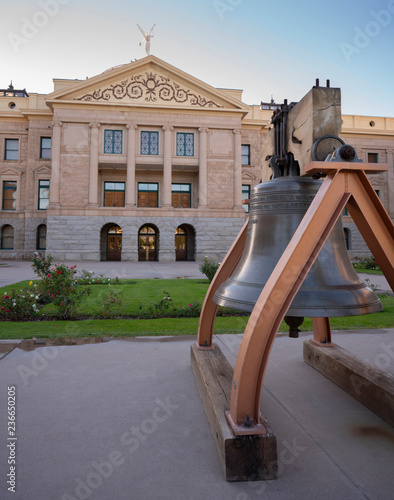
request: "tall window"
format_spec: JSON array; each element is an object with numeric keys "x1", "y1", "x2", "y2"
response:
[
  {"x1": 40, "y1": 137, "x2": 51, "y2": 159},
  {"x1": 104, "y1": 130, "x2": 123, "y2": 154},
  {"x1": 104, "y1": 182, "x2": 125, "y2": 207},
  {"x1": 138, "y1": 183, "x2": 158, "y2": 207},
  {"x1": 141, "y1": 131, "x2": 159, "y2": 155},
  {"x1": 172, "y1": 183, "x2": 191, "y2": 208},
  {"x1": 242, "y1": 184, "x2": 250, "y2": 213},
  {"x1": 4, "y1": 139, "x2": 19, "y2": 160},
  {"x1": 242, "y1": 145, "x2": 250, "y2": 165},
  {"x1": 2, "y1": 181, "x2": 17, "y2": 210},
  {"x1": 176, "y1": 133, "x2": 194, "y2": 156},
  {"x1": 368, "y1": 152, "x2": 378, "y2": 163},
  {"x1": 38, "y1": 180, "x2": 50, "y2": 210},
  {"x1": 37, "y1": 224, "x2": 47, "y2": 250},
  {"x1": 1, "y1": 225, "x2": 14, "y2": 249}
]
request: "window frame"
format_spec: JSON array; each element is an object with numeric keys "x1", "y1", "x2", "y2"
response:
[
  {"x1": 242, "y1": 184, "x2": 251, "y2": 213},
  {"x1": 104, "y1": 129, "x2": 123, "y2": 155},
  {"x1": 242, "y1": 144, "x2": 250, "y2": 166},
  {"x1": 176, "y1": 132, "x2": 194, "y2": 157},
  {"x1": 4, "y1": 139, "x2": 19, "y2": 161},
  {"x1": 140, "y1": 131, "x2": 159, "y2": 156},
  {"x1": 36, "y1": 224, "x2": 47, "y2": 250},
  {"x1": 137, "y1": 182, "x2": 159, "y2": 207},
  {"x1": 2, "y1": 181, "x2": 17, "y2": 210},
  {"x1": 103, "y1": 181, "x2": 126, "y2": 207},
  {"x1": 1, "y1": 225, "x2": 14, "y2": 249},
  {"x1": 367, "y1": 152, "x2": 379, "y2": 163},
  {"x1": 38, "y1": 179, "x2": 50, "y2": 210},
  {"x1": 40, "y1": 137, "x2": 51, "y2": 159},
  {"x1": 172, "y1": 183, "x2": 191, "y2": 208}
]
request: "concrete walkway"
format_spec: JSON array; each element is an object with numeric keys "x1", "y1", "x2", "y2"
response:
[{"x1": 0, "y1": 331, "x2": 393, "y2": 499}]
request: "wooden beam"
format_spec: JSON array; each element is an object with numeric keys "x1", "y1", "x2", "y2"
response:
[
  {"x1": 304, "y1": 161, "x2": 388, "y2": 175},
  {"x1": 303, "y1": 340, "x2": 394, "y2": 427},
  {"x1": 190, "y1": 344, "x2": 278, "y2": 481}
]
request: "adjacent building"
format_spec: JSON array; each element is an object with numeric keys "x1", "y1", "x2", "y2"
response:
[{"x1": 1, "y1": 55, "x2": 393, "y2": 261}]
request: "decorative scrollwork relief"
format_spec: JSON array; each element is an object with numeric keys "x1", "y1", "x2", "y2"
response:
[{"x1": 75, "y1": 72, "x2": 223, "y2": 108}]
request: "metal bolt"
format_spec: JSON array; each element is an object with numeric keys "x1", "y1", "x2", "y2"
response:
[{"x1": 244, "y1": 415, "x2": 252, "y2": 428}]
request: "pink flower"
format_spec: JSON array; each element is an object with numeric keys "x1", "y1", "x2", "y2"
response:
[
  {"x1": 5, "y1": 295, "x2": 9, "y2": 299},
  {"x1": 6, "y1": 309, "x2": 11, "y2": 313},
  {"x1": 189, "y1": 304, "x2": 192, "y2": 307},
  {"x1": 1, "y1": 307, "x2": 4, "y2": 310},
  {"x1": 51, "y1": 294, "x2": 55, "y2": 298},
  {"x1": 57, "y1": 270, "x2": 61, "y2": 275},
  {"x1": 47, "y1": 274, "x2": 51, "y2": 278}
]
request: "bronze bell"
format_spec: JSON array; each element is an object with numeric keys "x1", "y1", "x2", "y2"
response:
[{"x1": 214, "y1": 176, "x2": 382, "y2": 325}]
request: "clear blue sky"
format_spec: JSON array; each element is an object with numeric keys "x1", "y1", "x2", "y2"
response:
[{"x1": 1, "y1": 0, "x2": 393, "y2": 117}]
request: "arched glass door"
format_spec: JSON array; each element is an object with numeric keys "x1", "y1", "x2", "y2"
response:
[
  {"x1": 139, "y1": 225, "x2": 157, "y2": 261},
  {"x1": 175, "y1": 224, "x2": 195, "y2": 261},
  {"x1": 107, "y1": 225, "x2": 122, "y2": 261},
  {"x1": 175, "y1": 227, "x2": 187, "y2": 261}
]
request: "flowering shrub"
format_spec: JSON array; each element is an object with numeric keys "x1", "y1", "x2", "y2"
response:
[
  {"x1": 176, "y1": 302, "x2": 201, "y2": 318},
  {"x1": 199, "y1": 256, "x2": 220, "y2": 282},
  {"x1": 138, "y1": 291, "x2": 202, "y2": 319},
  {"x1": 0, "y1": 287, "x2": 40, "y2": 321},
  {"x1": 32, "y1": 255, "x2": 91, "y2": 319},
  {"x1": 77, "y1": 269, "x2": 112, "y2": 285},
  {"x1": 32, "y1": 252, "x2": 54, "y2": 279},
  {"x1": 100, "y1": 290, "x2": 124, "y2": 318},
  {"x1": 353, "y1": 256, "x2": 380, "y2": 270},
  {"x1": 139, "y1": 291, "x2": 174, "y2": 318}
]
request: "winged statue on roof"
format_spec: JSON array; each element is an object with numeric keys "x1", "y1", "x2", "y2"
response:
[{"x1": 137, "y1": 24, "x2": 155, "y2": 56}]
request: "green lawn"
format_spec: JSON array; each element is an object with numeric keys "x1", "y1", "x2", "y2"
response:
[
  {"x1": 353, "y1": 266, "x2": 383, "y2": 276},
  {"x1": 1, "y1": 278, "x2": 393, "y2": 339}
]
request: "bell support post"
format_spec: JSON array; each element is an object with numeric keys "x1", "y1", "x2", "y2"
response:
[
  {"x1": 196, "y1": 220, "x2": 248, "y2": 349},
  {"x1": 312, "y1": 317, "x2": 333, "y2": 346},
  {"x1": 226, "y1": 162, "x2": 394, "y2": 434}
]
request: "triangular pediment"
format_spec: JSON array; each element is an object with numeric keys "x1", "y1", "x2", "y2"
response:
[
  {"x1": 33, "y1": 165, "x2": 51, "y2": 174},
  {"x1": 46, "y1": 56, "x2": 249, "y2": 113},
  {"x1": 242, "y1": 171, "x2": 256, "y2": 181},
  {"x1": 0, "y1": 166, "x2": 23, "y2": 176}
]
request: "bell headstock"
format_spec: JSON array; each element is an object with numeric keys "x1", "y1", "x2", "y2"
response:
[{"x1": 262, "y1": 83, "x2": 342, "y2": 178}]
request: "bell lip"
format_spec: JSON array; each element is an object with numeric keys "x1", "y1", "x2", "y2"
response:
[{"x1": 213, "y1": 293, "x2": 383, "y2": 317}]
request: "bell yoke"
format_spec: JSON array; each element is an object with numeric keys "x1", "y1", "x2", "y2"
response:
[{"x1": 196, "y1": 81, "x2": 394, "y2": 437}]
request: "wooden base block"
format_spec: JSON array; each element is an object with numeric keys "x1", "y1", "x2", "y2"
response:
[
  {"x1": 303, "y1": 340, "x2": 394, "y2": 427},
  {"x1": 191, "y1": 343, "x2": 277, "y2": 481}
]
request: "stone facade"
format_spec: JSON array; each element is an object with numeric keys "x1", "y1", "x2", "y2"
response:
[{"x1": 0, "y1": 56, "x2": 393, "y2": 262}]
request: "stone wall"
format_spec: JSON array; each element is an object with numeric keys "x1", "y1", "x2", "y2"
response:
[{"x1": 46, "y1": 214, "x2": 245, "y2": 262}]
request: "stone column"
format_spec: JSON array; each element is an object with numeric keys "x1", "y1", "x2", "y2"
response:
[
  {"x1": 162, "y1": 126, "x2": 173, "y2": 207},
  {"x1": 48, "y1": 121, "x2": 62, "y2": 207},
  {"x1": 198, "y1": 128, "x2": 209, "y2": 208},
  {"x1": 126, "y1": 124, "x2": 137, "y2": 207},
  {"x1": 233, "y1": 129, "x2": 243, "y2": 209},
  {"x1": 88, "y1": 123, "x2": 100, "y2": 207}
]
